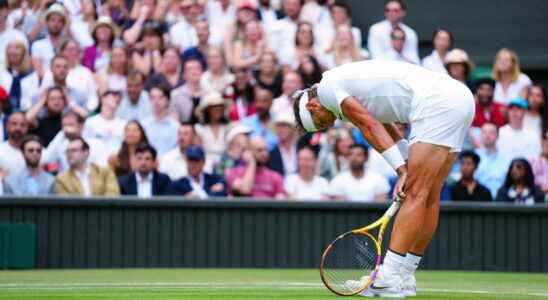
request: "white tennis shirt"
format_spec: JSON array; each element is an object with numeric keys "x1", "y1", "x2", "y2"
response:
[{"x1": 317, "y1": 60, "x2": 449, "y2": 124}]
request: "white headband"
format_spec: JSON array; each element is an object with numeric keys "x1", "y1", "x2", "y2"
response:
[{"x1": 297, "y1": 89, "x2": 318, "y2": 132}]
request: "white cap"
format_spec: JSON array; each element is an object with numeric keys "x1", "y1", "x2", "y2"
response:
[
  {"x1": 294, "y1": 89, "x2": 318, "y2": 132},
  {"x1": 226, "y1": 124, "x2": 252, "y2": 144}
]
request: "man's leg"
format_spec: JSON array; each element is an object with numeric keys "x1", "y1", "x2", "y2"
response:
[{"x1": 388, "y1": 142, "x2": 450, "y2": 254}]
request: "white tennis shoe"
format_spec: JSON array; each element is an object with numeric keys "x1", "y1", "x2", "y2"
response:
[
  {"x1": 400, "y1": 272, "x2": 416, "y2": 297},
  {"x1": 359, "y1": 265, "x2": 405, "y2": 298}
]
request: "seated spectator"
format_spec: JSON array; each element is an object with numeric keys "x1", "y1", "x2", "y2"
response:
[
  {"x1": 42, "y1": 111, "x2": 109, "y2": 173},
  {"x1": 169, "y1": 58, "x2": 204, "y2": 123},
  {"x1": 30, "y1": 3, "x2": 66, "y2": 78},
  {"x1": 3, "y1": 135, "x2": 55, "y2": 195},
  {"x1": 181, "y1": 20, "x2": 213, "y2": 67},
  {"x1": 279, "y1": 21, "x2": 322, "y2": 70},
  {"x1": 497, "y1": 98, "x2": 541, "y2": 160},
  {"x1": 226, "y1": 136, "x2": 285, "y2": 198},
  {"x1": 381, "y1": 27, "x2": 419, "y2": 64},
  {"x1": 82, "y1": 16, "x2": 118, "y2": 72},
  {"x1": 367, "y1": 0, "x2": 418, "y2": 60},
  {"x1": 495, "y1": 158, "x2": 543, "y2": 204},
  {"x1": 523, "y1": 84, "x2": 546, "y2": 138},
  {"x1": 258, "y1": 0, "x2": 283, "y2": 29},
  {"x1": 241, "y1": 87, "x2": 278, "y2": 150},
  {"x1": 145, "y1": 47, "x2": 184, "y2": 91},
  {"x1": 267, "y1": 112, "x2": 298, "y2": 176},
  {"x1": 297, "y1": 54, "x2": 323, "y2": 88},
  {"x1": 284, "y1": 146, "x2": 329, "y2": 200},
  {"x1": 221, "y1": 0, "x2": 257, "y2": 66},
  {"x1": 55, "y1": 138, "x2": 120, "y2": 196},
  {"x1": 194, "y1": 92, "x2": 231, "y2": 170},
  {"x1": 253, "y1": 51, "x2": 283, "y2": 98},
  {"x1": 328, "y1": 144, "x2": 390, "y2": 202},
  {"x1": 118, "y1": 143, "x2": 172, "y2": 197},
  {"x1": 318, "y1": 128, "x2": 353, "y2": 180},
  {"x1": 142, "y1": 85, "x2": 180, "y2": 155},
  {"x1": 0, "y1": 1, "x2": 28, "y2": 68},
  {"x1": 108, "y1": 120, "x2": 150, "y2": 177},
  {"x1": 200, "y1": 47, "x2": 235, "y2": 94},
  {"x1": 95, "y1": 45, "x2": 129, "y2": 94},
  {"x1": 444, "y1": 49, "x2": 474, "y2": 91},
  {"x1": 117, "y1": 70, "x2": 152, "y2": 122},
  {"x1": 25, "y1": 86, "x2": 65, "y2": 146},
  {"x1": 323, "y1": 24, "x2": 367, "y2": 69},
  {"x1": 213, "y1": 124, "x2": 252, "y2": 176},
  {"x1": 0, "y1": 40, "x2": 40, "y2": 114},
  {"x1": 225, "y1": 66, "x2": 256, "y2": 121},
  {"x1": 493, "y1": 48, "x2": 532, "y2": 105},
  {"x1": 158, "y1": 123, "x2": 195, "y2": 180},
  {"x1": 232, "y1": 20, "x2": 270, "y2": 71},
  {"x1": 271, "y1": 71, "x2": 303, "y2": 119},
  {"x1": 69, "y1": 0, "x2": 100, "y2": 48},
  {"x1": 421, "y1": 29, "x2": 452, "y2": 74},
  {"x1": 315, "y1": 1, "x2": 362, "y2": 54},
  {"x1": 475, "y1": 123, "x2": 512, "y2": 198},
  {"x1": 206, "y1": 0, "x2": 237, "y2": 48},
  {"x1": 530, "y1": 132, "x2": 548, "y2": 195},
  {"x1": 37, "y1": 55, "x2": 88, "y2": 117},
  {"x1": 471, "y1": 78, "x2": 506, "y2": 129},
  {"x1": 169, "y1": 0, "x2": 200, "y2": 53},
  {"x1": 0, "y1": 112, "x2": 28, "y2": 177},
  {"x1": 450, "y1": 150, "x2": 492, "y2": 201},
  {"x1": 123, "y1": 0, "x2": 168, "y2": 48},
  {"x1": 267, "y1": 0, "x2": 301, "y2": 59},
  {"x1": 170, "y1": 145, "x2": 228, "y2": 198},
  {"x1": 83, "y1": 91, "x2": 127, "y2": 155}
]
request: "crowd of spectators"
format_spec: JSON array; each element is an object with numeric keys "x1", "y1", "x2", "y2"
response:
[{"x1": 0, "y1": 0, "x2": 546, "y2": 205}]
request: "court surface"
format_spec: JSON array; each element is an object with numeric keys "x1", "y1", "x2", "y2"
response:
[{"x1": 0, "y1": 268, "x2": 547, "y2": 299}]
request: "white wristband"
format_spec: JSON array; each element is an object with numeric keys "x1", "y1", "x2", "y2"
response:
[
  {"x1": 396, "y1": 139, "x2": 409, "y2": 160},
  {"x1": 382, "y1": 144, "x2": 406, "y2": 171}
]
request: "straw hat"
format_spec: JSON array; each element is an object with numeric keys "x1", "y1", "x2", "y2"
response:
[
  {"x1": 91, "y1": 16, "x2": 118, "y2": 39},
  {"x1": 444, "y1": 48, "x2": 475, "y2": 71},
  {"x1": 196, "y1": 92, "x2": 231, "y2": 120},
  {"x1": 45, "y1": 3, "x2": 67, "y2": 22}
]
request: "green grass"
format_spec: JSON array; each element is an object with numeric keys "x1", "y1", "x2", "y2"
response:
[{"x1": 0, "y1": 269, "x2": 546, "y2": 299}]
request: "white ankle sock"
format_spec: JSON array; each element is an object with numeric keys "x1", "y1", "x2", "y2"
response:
[
  {"x1": 383, "y1": 250, "x2": 406, "y2": 273},
  {"x1": 402, "y1": 253, "x2": 422, "y2": 274}
]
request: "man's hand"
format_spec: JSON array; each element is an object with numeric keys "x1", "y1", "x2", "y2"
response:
[{"x1": 393, "y1": 165, "x2": 407, "y2": 200}]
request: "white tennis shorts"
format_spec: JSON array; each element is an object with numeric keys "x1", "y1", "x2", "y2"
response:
[{"x1": 408, "y1": 79, "x2": 475, "y2": 153}]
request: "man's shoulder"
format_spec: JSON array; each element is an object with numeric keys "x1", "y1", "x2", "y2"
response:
[
  {"x1": 31, "y1": 38, "x2": 49, "y2": 50},
  {"x1": 90, "y1": 163, "x2": 115, "y2": 176},
  {"x1": 369, "y1": 20, "x2": 388, "y2": 33}
]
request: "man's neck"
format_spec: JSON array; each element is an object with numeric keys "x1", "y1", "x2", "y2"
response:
[
  {"x1": 101, "y1": 110, "x2": 115, "y2": 120},
  {"x1": 389, "y1": 20, "x2": 401, "y2": 28},
  {"x1": 509, "y1": 122, "x2": 523, "y2": 130},
  {"x1": 73, "y1": 162, "x2": 88, "y2": 173},
  {"x1": 191, "y1": 173, "x2": 201, "y2": 183},
  {"x1": 187, "y1": 82, "x2": 201, "y2": 94},
  {"x1": 300, "y1": 170, "x2": 314, "y2": 182},
  {"x1": 138, "y1": 171, "x2": 151, "y2": 178},
  {"x1": 484, "y1": 144, "x2": 497, "y2": 154},
  {"x1": 461, "y1": 177, "x2": 475, "y2": 185},
  {"x1": 27, "y1": 166, "x2": 41, "y2": 176},
  {"x1": 129, "y1": 94, "x2": 140, "y2": 105},
  {"x1": 49, "y1": 33, "x2": 62, "y2": 45},
  {"x1": 259, "y1": 113, "x2": 270, "y2": 123},
  {"x1": 280, "y1": 139, "x2": 295, "y2": 150},
  {"x1": 53, "y1": 79, "x2": 66, "y2": 87},
  {"x1": 350, "y1": 168, "x2": 364, "y2": 179},
  {"x1": 8, "y1": 138, "x2": 21, "y2": 149},
  {"x1": 154, "y1": 110, "x2": 168, "y2": 120}
]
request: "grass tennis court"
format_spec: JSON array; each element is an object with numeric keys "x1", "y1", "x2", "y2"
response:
[{"x1": 0, "y1": 269, "x2": 547, "y2": 299}]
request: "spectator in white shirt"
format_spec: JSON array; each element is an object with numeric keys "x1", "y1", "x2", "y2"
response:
[
  {"x1": 421, "y1": 29, "x2": 452, "y2": 74},
  {"x1": 95, "y1": 45, "x2": 129, "y2": 94},
  {"x1": 0, "y1": 112, "x2": 28, "y2": 177},
  {"x1": 169, "y1": 0, "x2": 201, "y2": 53},
  {"x1": 206, "y1": 0, "x2": 236, "y2": 46},
  {"x1": 158, "y1": 122, "x2": 195, "y2": 180},
  {"x1": 523, "y1": 84, "x2": 547, "y2": 138},
  {"x1": 380, "y1": 26, "x2": 419, "y2": 64},
  {"x1": 497, "y1": 98, "x2": 541, "y2": 161},
  {"x1": 328, "y1": 144, "x2": 390, "y2": 202},
  {"x1": 117, "y1": 70, "x2": 152, "y2": 122},
  {"x1": 285, "y1": 146, "x2": 329, "y2": 200},
  {"x1": 169, "y1": 58, "x2": 204, "y2": 123},
  {"x1": 30, "y1": 3, "x2": 67, "y2": 78},
  {"x1": 367, "y1": 0, "x2": 418, "y2": 60},
  {"x1": 83, "y1": 90, "x2": 127, "y2": 155},
  {"x1": 268, "y1": 0, "x2": 301, "y2": 55},
  {"x1": 0, "y1": 1, "x2": 29, "y2": 68},
  {"x1": 492, "y1": 48, "x2": 532, "y2": 105},
  {"x1": 142, "y1": 85, "x2": 180, "y2": 155},
  {"x1": 278, "y1": 21, "x2": 323, "y2": 70},
  {"x1": 315, "y1": 0, "x2": 362, "y2": 54},
  {"x1": 41, "y1": 111, "x2": 109, "y2": 173},
  {"x1": 200, "y1": 46, "x2": 235, "y2": 94}
]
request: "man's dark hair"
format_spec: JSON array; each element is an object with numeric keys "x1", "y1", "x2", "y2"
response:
[
  {"x1": 331, "y1": 0, "x2": 351, "y2": 18},
  {"x1": 50, "y1": 54, "x2": 68, "y2": 66},
  {"x1": 20, "y1": 134, "x2": 43, "y2": 152},
  {"x1": 349, "y1": 143, "x2": 369, "y2": 155},
  {"x1": 127, "y1": 70, "x2": 146, "y2": 83},
  {"x1": 474, "y1": 78, "x2": 496, "y2": 93},
  {"x1": 135, "y1": 142, "x2": 157, "y2": 160},
  {"x1": 384, "y1": 0, "x2": 406, "y2": 10},
  {"x1": 62, "y1": 110, "x2": 85, "y2": 124},
  {"x1": 70, "y1": 137, "x2": 89, "y2": 151},
  {"x1": 298, "y1": 145, "x2": 318, "y2": 159},
  {"x1": 432, "y1": 29, "x2": 453, "y2": 47},
  {"x1": 459, "y1": 150, "x2": 480, "y2": 167},
  {"x1": 150, "y1": 84, "x2": 171, "y2": 100}
]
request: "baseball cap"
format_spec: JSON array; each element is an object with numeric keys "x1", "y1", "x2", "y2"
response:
[
  {"x1": 186, "y1": 146, "x2": 205, "y2": 161},
  {"x1": 508, "y1": 98, "x2": 528, "y2": 110},
  {"x1": 226, "y1": 124, "x2": 252, "y2": 144}
]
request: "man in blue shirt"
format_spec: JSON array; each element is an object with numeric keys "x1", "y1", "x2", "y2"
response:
[
  {"x1": 475, "y1": 123, "x2": 511, "y2": 199},
  {"x1": 241, "y1": 87, "x2": 278, "y2": 150},
  {"x1": 3, "y1": 135, "x2": 55, "y2": 195}
]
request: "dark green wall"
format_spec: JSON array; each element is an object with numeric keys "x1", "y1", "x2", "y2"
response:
[{"x1": 0, "y1": 198, "x2": 546, "y2": 271}]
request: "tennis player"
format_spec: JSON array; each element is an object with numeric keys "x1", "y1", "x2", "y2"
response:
[{"x1": 293, "y1": 60, "x2": 474, "y2": 297}]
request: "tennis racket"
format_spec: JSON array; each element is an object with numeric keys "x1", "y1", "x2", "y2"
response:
[{"x1": 319, "y1": 197, "x2": 402, "y2": 296}]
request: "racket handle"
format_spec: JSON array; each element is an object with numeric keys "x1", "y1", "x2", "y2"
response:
[{"x1": 385, "y1": 197, "x2": 402, "y2": 218}]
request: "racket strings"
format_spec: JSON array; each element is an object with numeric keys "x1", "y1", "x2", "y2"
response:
[{"x1": 322, "y1": 233, "x2": 378, "y2": 294}]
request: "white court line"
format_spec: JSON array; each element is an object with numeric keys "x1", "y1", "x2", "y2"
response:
[{"x1": 0, "y1": 282, "x2": 546, "y2": 297}]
